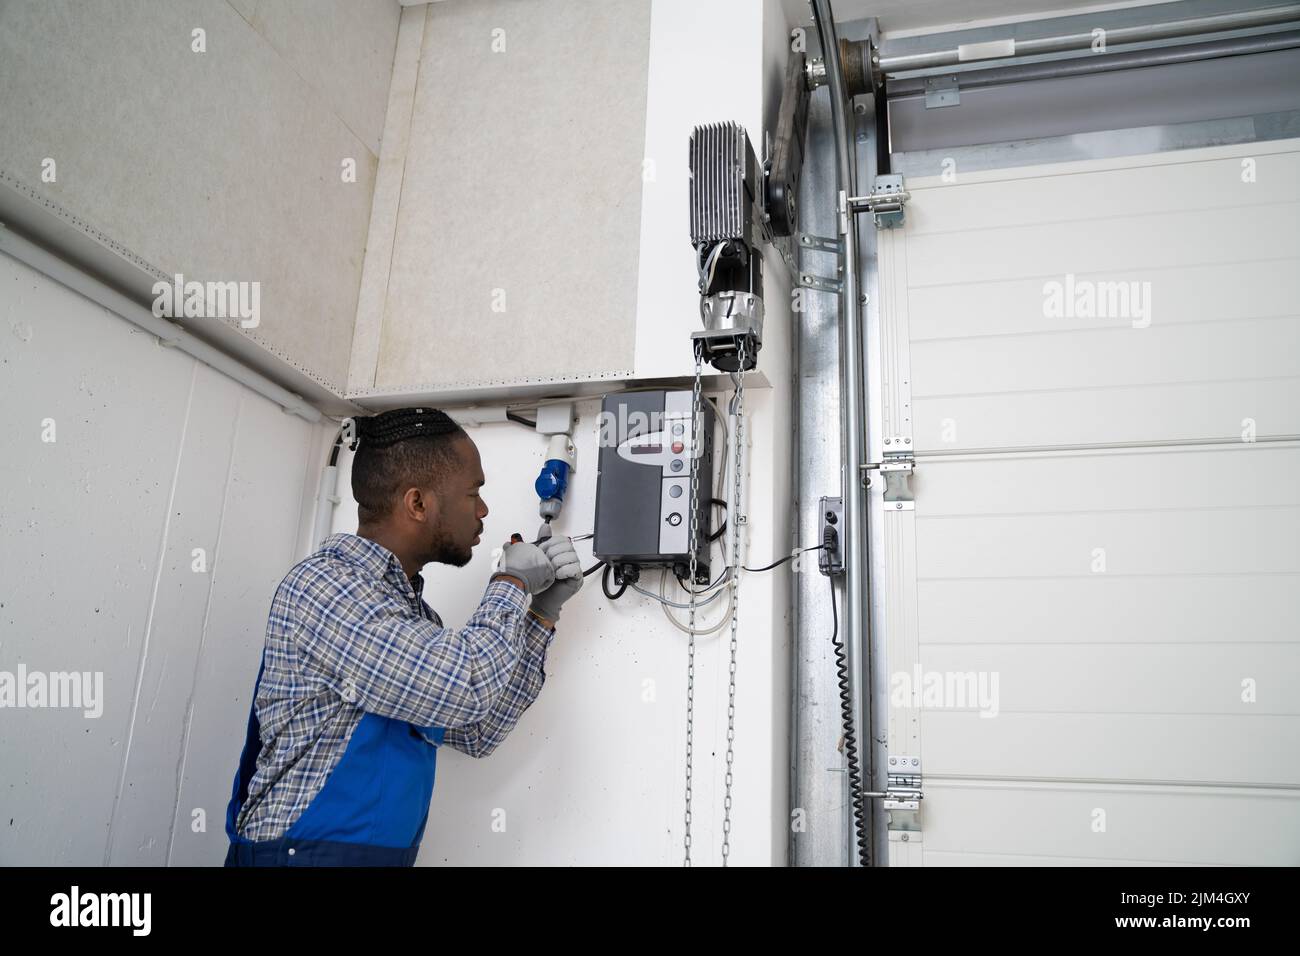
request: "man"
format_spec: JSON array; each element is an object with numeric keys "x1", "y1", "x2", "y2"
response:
[{"x1": 223, "y1": 406, "x2": 581, "y2": 866}]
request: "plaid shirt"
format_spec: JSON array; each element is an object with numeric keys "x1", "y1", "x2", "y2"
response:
[{"x1": 234, "y1": 532, "x2": 555, "y2": 842}]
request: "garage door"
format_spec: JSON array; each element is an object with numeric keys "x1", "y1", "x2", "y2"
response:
[{"x1": 876, "y1": 138, "x2": 1300, "y2": 866}]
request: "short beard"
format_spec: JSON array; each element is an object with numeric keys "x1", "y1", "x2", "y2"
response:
[{"x1": 428, "y1": 526, "x2": 472, "y2": 567}]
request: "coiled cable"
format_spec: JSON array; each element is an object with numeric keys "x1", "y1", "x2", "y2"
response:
[{"x1": 826, "y1": 523, "x2": 869, "y2": 867}]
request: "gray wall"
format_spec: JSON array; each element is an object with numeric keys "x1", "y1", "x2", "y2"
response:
[
  {"x1": 350, "y1": 0, "x2": 653, "y2": 396},
  {"x1": 0, "y1": 0, "x2": 401, "y2": 395}
]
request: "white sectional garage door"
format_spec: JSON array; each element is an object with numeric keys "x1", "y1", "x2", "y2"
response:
[{"x1": 877, "y1": 139, "x2": 1300, "y2": 866}]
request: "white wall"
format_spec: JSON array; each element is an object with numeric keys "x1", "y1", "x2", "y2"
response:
[{"x1": 0, "y1": 253, "x2": 335, "y2": 865}]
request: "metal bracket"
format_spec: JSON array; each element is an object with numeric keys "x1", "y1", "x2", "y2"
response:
[
  {"x1": 884, "y1": 754, "x2": 923, "y2": 833},
  {"x1": 797, "y1": 271, "x2": 843, "y2": 294},
  {"x1": 924, "y1": 74, "x2": 960, "y2": 109},
  {"x1": 878, "y1": 438, "x2": 915, "y2": 511},
  {"x1": 880, "y1": 462, "x2": 914, "y2": 511},
  {"x1": 847, "y1": 175, "x2": 910, "y2": 229},
  {"x1": 798, "y1": 232, "x2": 843, "y2": 255},
  {"x1": 691, "y1": 327, "x2": 761, "y2": 373}
]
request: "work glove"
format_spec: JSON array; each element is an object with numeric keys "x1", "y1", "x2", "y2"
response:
[
  {"x1": 529, "y1": 536, "x2": 583, "y2": 624},
  {"x1": 495, "y1": 541, "x2": 555, "y2": 595}
]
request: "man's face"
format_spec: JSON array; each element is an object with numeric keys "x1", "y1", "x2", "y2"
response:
[{"x1": 425, "y1": 435, "x2": 488, "y2": 567}]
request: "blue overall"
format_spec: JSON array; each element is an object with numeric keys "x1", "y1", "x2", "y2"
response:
[{"x1": 223, "y1": 654, "x2": 445, "y2": 866}]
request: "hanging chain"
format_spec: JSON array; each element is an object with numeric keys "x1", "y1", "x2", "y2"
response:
[
  {"x1": 721, "y1": 335, "x2": 748, "y2": 866},
  {"x1": 683, "y1": 339, "x2": 704, "y2": 867},
  {"x1": 683, "y1": 333, "x2": 750, "y2": 867}
]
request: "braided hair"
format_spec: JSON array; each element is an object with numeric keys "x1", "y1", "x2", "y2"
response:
[{"x1": 347, "y1": 407, "x2": 468, "y2": 524}]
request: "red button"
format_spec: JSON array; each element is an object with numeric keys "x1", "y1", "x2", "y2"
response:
[{"x1": 671, "y1": 441, "x2": 684, "y2": 453}]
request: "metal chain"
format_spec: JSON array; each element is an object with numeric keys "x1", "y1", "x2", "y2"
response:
[
  {"x1": 721, "y1": 335, "x2": 747, "y2": 866},
  {"x1": 683, "y1": 334, "x2": 749, "y2": 867},
  {"x1": 683, "y1": 339, "x2": 704, "y2": 867}
]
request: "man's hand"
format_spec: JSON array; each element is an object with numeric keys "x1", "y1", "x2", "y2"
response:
[
  {"x1": 529, "y1": 536, "x2": 583, "y2": 625},
  {"x1": 494, "y1": 541, "x2": 555, "y2": 595}
]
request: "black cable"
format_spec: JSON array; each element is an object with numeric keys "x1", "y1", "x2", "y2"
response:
[
  {"x1": 506, "y1": 412, "x2": 537, "y2": 429},
  {"x1": 743, "y1": 544, "x2": 826, "y2": 573},
  {"x1": 676, "y1": 567, "x2": 728, "y2": 597},
  {"x1": 708, "y1": 497, "x2": 727, "y2": 542},
  {"x1": 679, "y1": 500, "x2": 727, "y2": 591},
  {"x1": 601, "y1": 563, "x2": 627, "y2": 600},
  {"x1": 674, "y1": 542, "x2": 829, "y2": 594},
  {"x1": 826, "y1": 526, "x2": 869, "y2": 867},
  {"x1": 583, "y1": 561, "x2": 605, "y2": 578},
  {"x1": 681, "y1": 546, "x2": 832, "y2": 598}
]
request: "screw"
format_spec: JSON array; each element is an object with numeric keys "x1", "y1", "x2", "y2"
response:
[
  {"x1": 895, "y1": 503, "x2": 903, "y2": 510},
  {"x1": 859, "y1": 294, "x2": 867, "y2": 304},
  {"x1": 884, "y1": 438, "x2": 891, "y2": 445}
]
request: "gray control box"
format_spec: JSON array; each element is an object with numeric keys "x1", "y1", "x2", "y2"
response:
[{"x1": 593, "y1": 389, "x2": 716, "y2": 583}]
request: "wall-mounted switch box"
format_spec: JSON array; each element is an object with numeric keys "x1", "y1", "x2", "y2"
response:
[
  {"x1": 594, "y1": 390, "x2": 717, "y2": 584},
  {"x1": 819, "y1": 496, "x2": 844, "y2": 576}
]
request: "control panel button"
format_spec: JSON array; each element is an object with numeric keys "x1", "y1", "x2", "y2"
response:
[
  {"x1": 672, "y1": 422, "x2": 684, "y2": 436},
  {"x1": 669, "y1": 485, "x2": 683, "y2": 498},
  {"x1": 671, "y1": 440, "x2": 684, "y2": 453},
  {"x1": 670, "y1": 459, "x2": 683, "y2": 472},
  {"x1": 667, "y1": 513, "x2": 682, "y2": 526}
]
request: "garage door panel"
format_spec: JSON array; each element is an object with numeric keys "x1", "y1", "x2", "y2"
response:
[
  {"x1": 921, "y1": 712, "x2": 1299, "y2": 786},
  {"x1": 917, "y1": 644, "x2": 1300, "y2": 715},
  {"x1": 913, "y1": 315, "x2": 1300, "y2": 398},
  {"x1": 917, "y1": 784, "x2": 1300, "y2": 866},
  {"x1": 919, "y1": 575, "x2": 1300, "y2": 646},
  {"x1": 918, "y1": 445, "x2": 1300, "y2": 515},
  {"x1": 913, "y1": 377, "x2": 1300, "y2": 450},
  {"x1": 904, "y1": 140, "x2": 1300, "y2": 236},
  {"x1": 909, "y1": 260, "x2": 1300, "y2": 341},
  {"x1": 907, "y1": 203, "x2": 1298, "y2": 289},
  {"x1": 881, "y1": 140, "x2": 1300, "y2": 864},
  {"x1": 917, "y1": 508, "x2": 1300, "y2": 578}
]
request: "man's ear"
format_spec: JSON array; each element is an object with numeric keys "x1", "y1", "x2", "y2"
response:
[{"x1": 402, "y1": 486, "x2": 438, "y2": 524}]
